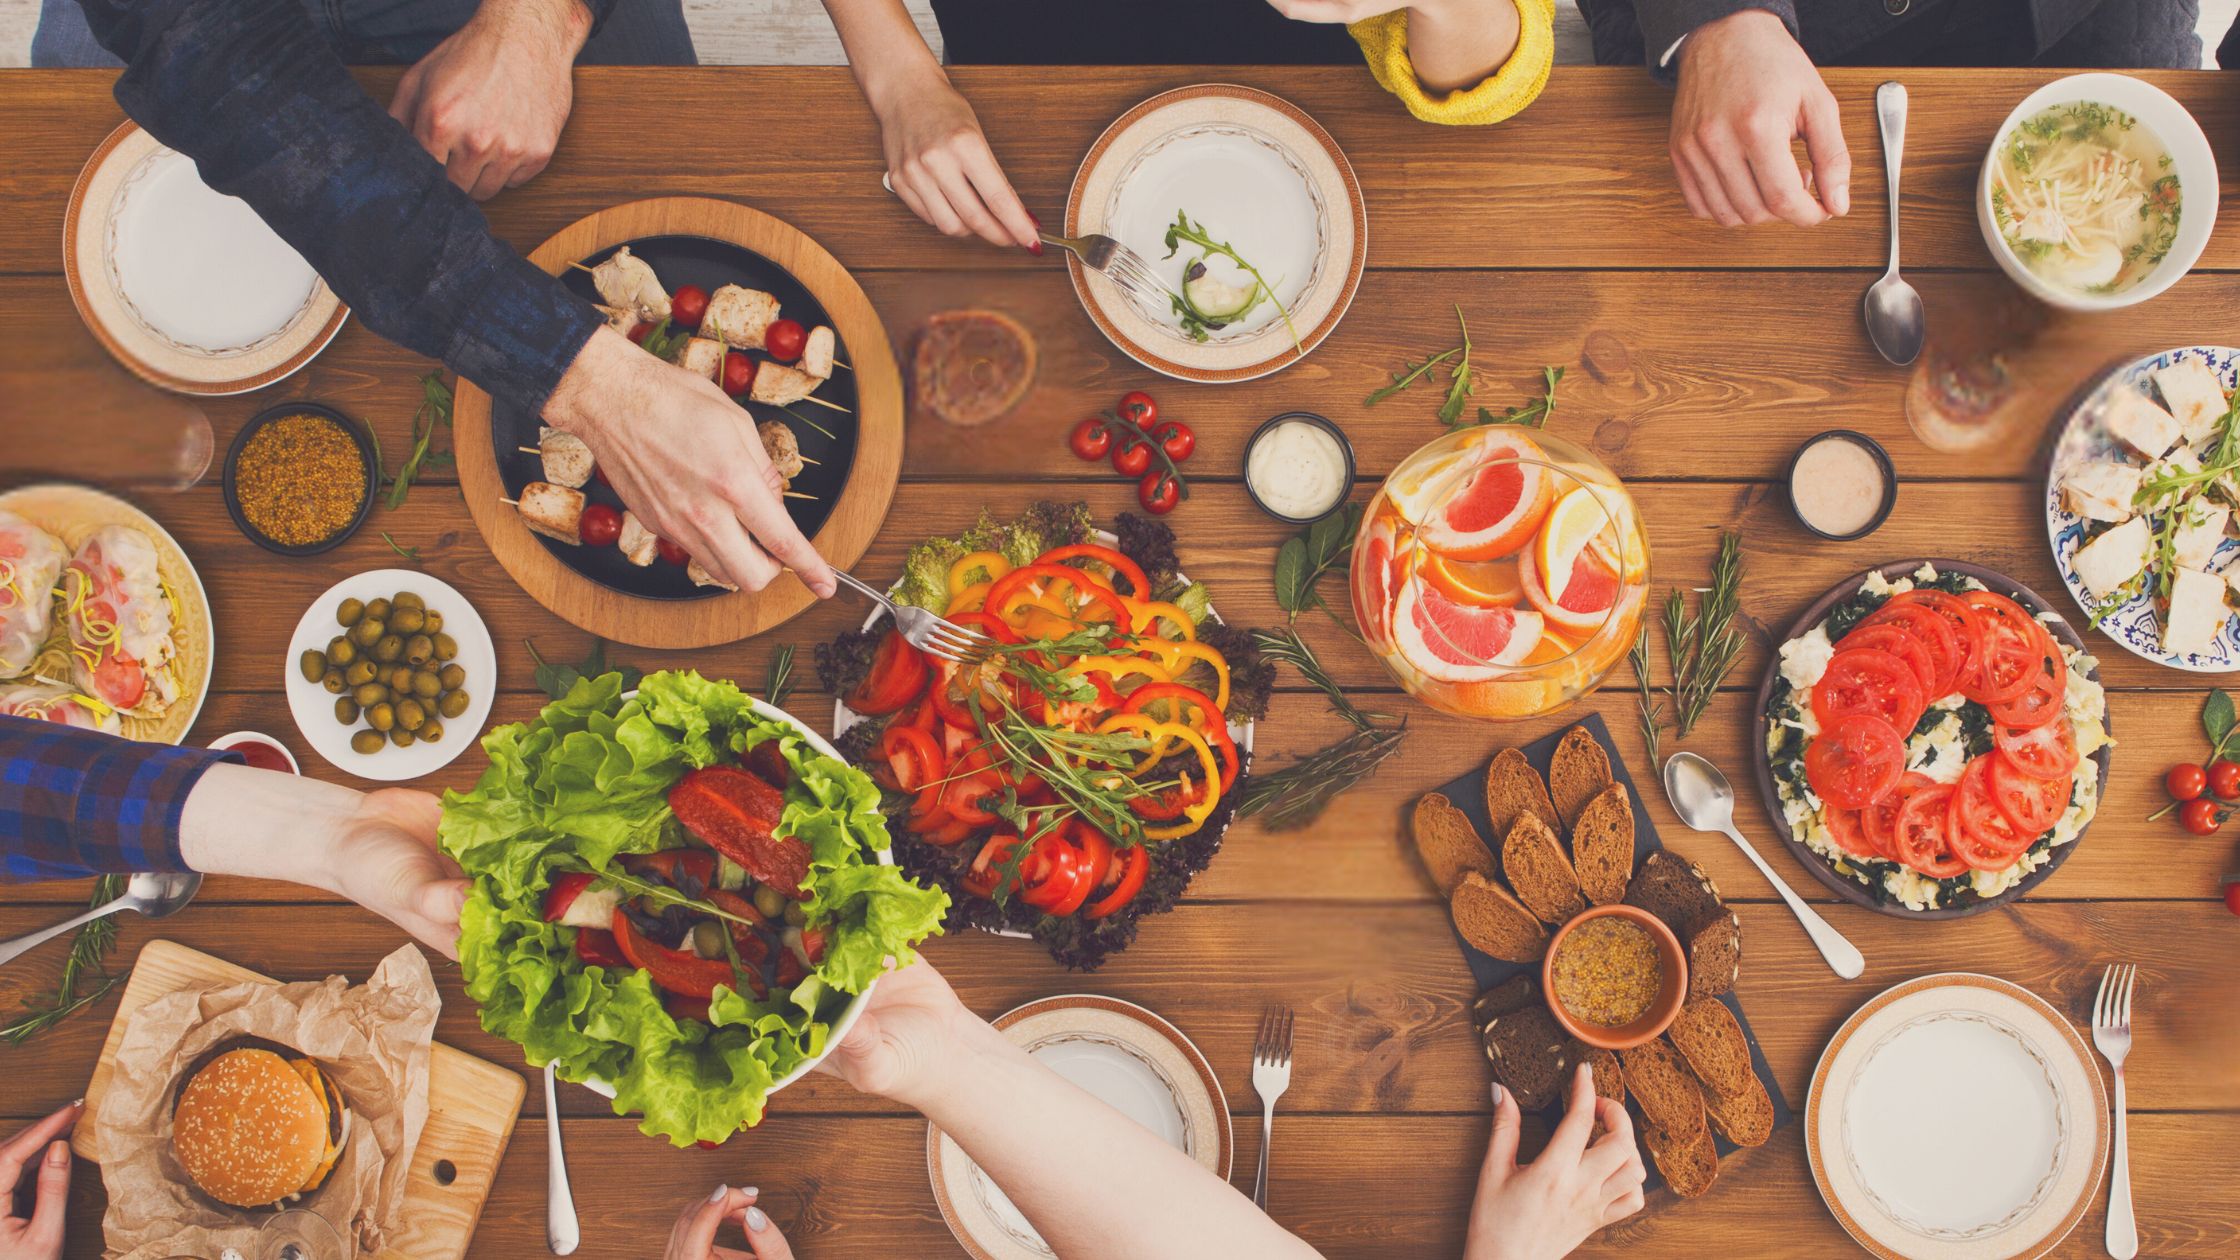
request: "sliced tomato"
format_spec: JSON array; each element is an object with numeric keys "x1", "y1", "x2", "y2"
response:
[
  {"x1": 942, "y1": 769, "x2": 1004, "y2": 826},
  {"x1": 1861, "y1": 771, "x2": 1934, "y2": 861},
  {"x1": 1835, "y1": 625, "x2": 1936, "y2": 694},
  {"x1": 1019, "y1": 828, "x2": 1093, "y2": 913},
  {"x1": 1957, "y1": 591, "x2": 2049, "y2": 706},
  {"x1": 961, "y1": 834, "x2": 1022, "y2": 899},
  {"x1": 1951, "y1": 756, "x2": 2031, "y2": 870},
  {"x1": 1886, "y1": 591, "x2": 1983, "y2": 694},
  {"x1": 1892, "y1": 783, "x2": 1969, "y2": 878},
  {"x1": 572, "y1": 926, "x2": 627, "y2": 968},
  {"x1": 846, "y1": 630, "x2": 931, "y2": 716},
  {"x1": 1804, "y1": 713, "x2": 1908, "y2": 809},
  {"x1": 1822, "y1": 805, "x2": 1880, "y2": 860},
  {"x1": 1084, "y1": 843, "x2": 1150, "y2": 919},
  {"x1": 1988, "y1": 754, "x2": 2072, "y2": 834},
  {"x1": 916, "y1": 813, "x2": 979, "y2": 847},
  {"x1": 1994, "y1": 718, "x2": 2079, "y2": 779},
  {"x1": 877, "y1": 722, "x2": 944, "y2": 793},
  {"x1": 1987, "y1": 664, "x2": 2064, "y2": 730},
  {"x1": 1813, "y1": 649, "x2": 1927, "y2": 734},
  {"x1": 1861, "y1": 597, "x2": 1968, "y2": 697}
]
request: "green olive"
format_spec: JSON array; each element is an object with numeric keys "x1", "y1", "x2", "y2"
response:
[
  {"x1": 396, "y1": 699, "x2": 427, "y2": 732},
  {"x1": 418, "y1": 719, "x2": 444, "y2": 744},
  {"x1": 366, "y1": 702, "x2": 395, "y2": 732},
  {"x1": 389, "y1": 606, "x2": 425, "y2": 635},
  {"x1": 438, "y1": 664, "x2": 467, "y2": 690},
  {"x1": 438, "y1": 689, "x2": 471, "y2": 718},
  {"x1": 321, "y1": 669, "x2": 346, "y2": 695},
  {"x1": 336, "y1": 598, "x2": 365, "y2": 626},
  {"x1": 752, "y1": 884, "x2": 786, "y2": 920},
  {"x1": 349, "y1": 682, "x2": 384, "y2": 708},
  {"x1": 411, "y1": 670, "x2": 443, "y2": 699},
  {"x1": 350, "y1": 618, "x2": 384, "y2": 648},
  {"x1": 364, "y1": 597, "x2": 392, "y2": 622},
  {"x1": 350, "y1": 730, "x2": 386, "y2": 755},
  {"x1": 690, "y1": 922, "x2": 727, "y2": 960},
  {"x1": 298, "y1": 649, "x2": 328, "y2": 683},
  {"x1": 334, "y1": 696, "x2": 361, "y2": 724},
  {"x1": 432, "y1": 633, "x2": 459, "y2": 662},
  {"x1": 326, "y1": 636, "x2": 357, "y2": 667},
  {"x1": 403, "y1": 634, "x2": 435, "y2": 666},
  {"x1": 388, "y1": 664, "x2": 416, "y2": 691},
  {"x1": 783, "y1": 901, "x2": 807, "y2": 927},
  {"x1": 371, "y1": 634, "x2": 402, "y2": 663},
  {"x1": 338, "y1": 661, "x2": 371, "y2": 688},
  {"x1": 391, "y1": 591, "x2": 425, "y2": 611},
  {"x1": 389, "y1": 726, "x2": 416, "y2": 748},
  {"x1": 423, "y1": 610, "x2": 445, "y2": 635}
]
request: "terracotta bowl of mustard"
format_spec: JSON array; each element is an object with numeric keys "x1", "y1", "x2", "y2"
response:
[{"x1": 1541, "y1": 904, "x2": 1688, "y2": 1051}]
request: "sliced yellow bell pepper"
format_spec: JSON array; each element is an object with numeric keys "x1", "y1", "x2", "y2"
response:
[
  {"x1": 947, "y1": 551, "x2": 1012, "y2": 599},
  {"x1": 944, "y1": 580, "x2": 992, "y2": 616},
  {"x1": 1095, "y1": 715, "x2": 1222, "y2": 839},
  {"x1": 1137, "y1": 641, "x2": 1230, "y2": 713},
  {"x1": 1129, "y1": 600, "x2": 1197, "y2": 642}
]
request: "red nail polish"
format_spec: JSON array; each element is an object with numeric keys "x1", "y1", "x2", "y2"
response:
[{"x1": 1028, "y1": 240, "x2": 1044, "y2": 256}]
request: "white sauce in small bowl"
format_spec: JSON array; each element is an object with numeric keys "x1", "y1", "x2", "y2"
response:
[
  {"x1": 1245, "y1": 416, "x2": 1350, "y2": 521},
  {"x1": 1789, "y1": 433, "x2": 1892, "y2": 539}
]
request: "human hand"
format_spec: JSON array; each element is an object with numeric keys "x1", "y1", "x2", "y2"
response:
[
  {"x1": 1463, "y1": 1066, "x2": 1646, "y2": 1260},
  {"x1": 545, "y1": 328, "x2": 835, "y2": 595},
  {"x1": 0, "y1": 1102, "x2": 79, "y2": 1260},
  {"x1": 665, "y1": 1185, "x2": 794, "y2": 1260},
  {"x1": 323, "y1": 789, "x2": 470, "y2": 961},
  {"x1": 814, "y1": 956, "x2": 971, "y2": 1101},
  {"x1": 870, "y1": 63, "x2": 1038, "y2": 251},
  {"x1": 1669, "y1": 8, "x2": 1849, "y2": 227},
  {"x1": 389, "y1": 0, "x2": 590, "y2": 200}
]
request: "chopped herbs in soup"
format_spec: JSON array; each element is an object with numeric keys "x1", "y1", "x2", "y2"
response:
[{"x1": 1990, "y1": 102, "x2": 2181, "y2": 296}]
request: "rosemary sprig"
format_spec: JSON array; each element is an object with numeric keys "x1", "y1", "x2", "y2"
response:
[
  {"x1": 2, "y1": 874, "x2": 125, "y2": 1044},
  {"x1": 1630, "y1": 625, "x2": 1665, "y2": 768},
  {"x1": 1237, "y1": 629, "x2": 1407, "y2": 829},
  {"x1": 764, "y1": 644, "x2": 796, "y2": 710},
  {"x1": 1661, "y1": 531, "x2": 1746, "y2": 738}
]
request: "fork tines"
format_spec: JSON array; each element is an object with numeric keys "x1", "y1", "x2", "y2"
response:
[
  {"x1": 1098, "y1": 246, "x2": 1169, "y2": 306},
  {"x1": 1255, "y1": 1005, "x2": 1294, "y2": 1067},
  {"x1": 917, "y1": 616, "x2": 991, "y2": 665},
  {"x1": 2094, "y1": 963, "x2": 2137, "y2": 1030}
]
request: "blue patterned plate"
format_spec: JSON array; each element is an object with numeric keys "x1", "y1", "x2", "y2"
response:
[{"x1": 2044, "y1": 345, "x2": 2240, "y2": 672}]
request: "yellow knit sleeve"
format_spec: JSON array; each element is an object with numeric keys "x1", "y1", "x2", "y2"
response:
[{"x1": 1348, "y1": 0, "x2": 1555, "y2": 126}]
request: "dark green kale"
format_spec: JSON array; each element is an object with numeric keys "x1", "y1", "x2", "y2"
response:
[
  {"x1": 814, "y1": 618, "x2": 888, "y2": 698},
  {"x1": 1115, "y1": 512, "x2": 1180, "y2": 589},
  {"x1": 1197, "y1": 621, "x2": 1274, "y2": 723}
]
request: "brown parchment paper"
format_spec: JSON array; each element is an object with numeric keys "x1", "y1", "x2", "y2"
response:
[{"x1": 92, "y1": 945, "x2": 438, "y2": 1259}]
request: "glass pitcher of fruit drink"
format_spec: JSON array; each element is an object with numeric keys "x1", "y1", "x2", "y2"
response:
[{"x1": 1349, "y1": 428, "x2": 1649, "y2": 719}]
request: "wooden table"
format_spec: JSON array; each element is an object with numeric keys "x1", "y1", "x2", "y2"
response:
[{"x1": 4, "y1": 65, "x2": 2239, "y2": 1258}]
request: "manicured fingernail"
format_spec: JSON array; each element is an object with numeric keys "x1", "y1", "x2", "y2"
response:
[
  {"x1": 1028, "y1": 212, "x2": 1042, "y2": 228},
  {"x1": 740, "y1": 1186, "x2": 758, "y2": 1198},
  {"x1": 46, "y1": 1142, "x2": 69, "y2": 1166},
  {"x1": 746, "y1": 1206, "x2": 769, "y2": 1233},
  {"x1": 71, "y1": 1098, "x2": 84, "y2": 1108},
  {"x1": 709, "y1": 1183, "x2": 728, "y2": 1203},
  {"x1": 1490, "y1": 1083, "x2": 1505, "y2": 1106},
  {"x1": 1028, "y1": 240, "x2": 1044, "y2": 256}
]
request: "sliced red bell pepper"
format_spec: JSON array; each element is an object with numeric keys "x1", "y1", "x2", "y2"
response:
[
  {"x1": 543, "y1": 871, "x2": 598, "y2": 923},
  {"x1": 612, "y1": 908, "x2": 737, "y2": 1000},
  {"x1": 621, "y1": 849, "x2": 717, "y2": 891},
  {"x1": 985, "y1": 563, "x2": 1131, "y2": 629},
  {"x1": 668, "y1": 764, "x2": 809, "y2": 898},
  {"x1": 1084, "y1": 843, "x2": 1150, "y2": 919},
  {"x1": 845, "y1": 629, "x2": 931, "y2": 715},
  {"x1": 1037, "y1": 543, "x2": 1151, "y2": 600},
  {"x1": 663, "y1": 990, "x2": 712, "y2": 1024},
  {"x1": 572, "y1": 926, "x2": 627, "y2": 968}
]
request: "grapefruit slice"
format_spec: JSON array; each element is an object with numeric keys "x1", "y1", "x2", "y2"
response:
[
  {"x1": 1535, "y1": 486, "x2": 1622, "y2": 604},
  {"x1": 1392, "y1": 574, "x2": 1545, "y2": 683},
  {"x1": 1519, "y1": 535, "x2": 1624, "y2": 634},
  {"x1": 1415, "y1": 436, "x2": 1555, "y2": 561},
  {"x1": 1420, "y1": 553, "x2": 1523, "y2": 609},
  {"x1": 1351, "y1": 512, "x2": 1410, "y2": 653}
]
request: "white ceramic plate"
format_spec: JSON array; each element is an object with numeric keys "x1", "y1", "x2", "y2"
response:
[
  {"x1": 1065, "y1": 84, "x2": 1364, "y2": 383},
  {"x1": 928, "y1": 995, "x2": 1231, "y2": 1260},
  {"x1": 2044, "y1": 345, "x2": 2240, "y2": 671},
  {"x1": 1808, "y1": 974, "x2": 2108, "y2": 1260},
  {"x1": 282, "y1": 569, "x2": 496, "y2": 782},
  {"x1": 64, "y1": 120, "x2": 347, "y2": 395}
]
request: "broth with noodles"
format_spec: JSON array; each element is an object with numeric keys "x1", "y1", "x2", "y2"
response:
[{"x1": 1990, "y1": 102, "x2": 2180, "y2": 296}]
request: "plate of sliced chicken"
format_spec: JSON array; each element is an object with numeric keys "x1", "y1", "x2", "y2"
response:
[{"x1": 2046, "y1": 345, "x2": 2240, "y2": 670}]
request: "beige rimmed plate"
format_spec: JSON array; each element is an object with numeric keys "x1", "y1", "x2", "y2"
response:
[
  {"x1": 64, "y1": 120, "x2": 348, "y2": 396},
  {"x1": 1065, "y1": 84, "x2": 1364, "y2": 383},
  {"x1": 0, "y1": 483, "x2": 213, "y2": 745},
  {"x1": 929, "y1": 995, "x2": 1232, "y2": 1259},
  {"x1": 1808, "y1": 973, "x2": 2108, "y2": 1260}
]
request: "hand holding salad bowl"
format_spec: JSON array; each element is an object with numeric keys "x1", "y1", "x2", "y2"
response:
[{"x1": 438, "y1": 670, "x2": 949, "y2": 1147}]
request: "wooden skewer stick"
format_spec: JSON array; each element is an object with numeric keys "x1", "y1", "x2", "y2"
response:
[
  {"x1": 796, "y1": 454, "x2": 822, "y2": 466},
  {"x1": 498, "y1": 497, "x2": 519, "y2": 507},
  {"x1": 798, "y1": 394, "x2": 851, "y2": 415},
  {"x1": 779, "y1": 405, "x2": 837, "y2": 441},
  {"x1": 783, "y1": 490, "x2": 814, "y2": 501},
  {"x1": 569, "y1": 261, "x2": 597, "y2": 275},
  {"x1": 518, "y1": 446, "x2": 545, "y2": 456}
]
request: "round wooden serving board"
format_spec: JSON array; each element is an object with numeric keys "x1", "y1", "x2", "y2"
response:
[
  {"x1": 454, "y1": 196, "x2": 903, "y2": 649},
  {"x1": 1750, "y1": 560, "x2": 2112, "y2": 920}
]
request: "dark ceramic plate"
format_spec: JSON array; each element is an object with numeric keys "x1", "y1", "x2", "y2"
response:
[
  {"x1": 222, "y1": 401, "x2": 378, "y2": 556},
  {"x1": 1750, "y1": 560, "x2": 2113, "y2": 920},
  {"x1": 492, "y1": 234, "x2": 859, "y2": 600}
]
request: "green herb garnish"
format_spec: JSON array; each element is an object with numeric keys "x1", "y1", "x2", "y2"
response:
[
  {"x1": 1160, "y1": 211, "x2": 1300, "y2": 351},
  {"x1": 1, "y1": 874, "x2": 124, "y2": 1044},
  {"x1": 385, "y1": 373, "x2": 454, "y2": 509}
]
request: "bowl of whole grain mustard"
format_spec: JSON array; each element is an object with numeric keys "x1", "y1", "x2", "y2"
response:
[
  {"x1": 1542, "y1": 904, "x2": 1687, "y2": 1051},
  {"x1": 222, "y1": 402, "x2": 378, "y2": 555}
]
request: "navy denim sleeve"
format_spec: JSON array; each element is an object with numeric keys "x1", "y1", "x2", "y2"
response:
[
  {"x1": 0, "y1": 715, "x2": 237, "y2": 882},
  {"x1": 74, "y1": 0, "x2": 600, "y2": 414}
]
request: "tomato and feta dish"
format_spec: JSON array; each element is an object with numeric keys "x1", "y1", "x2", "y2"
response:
[{"x1": 1764, "y1": 565, "x2": 2110, "y2": 911}]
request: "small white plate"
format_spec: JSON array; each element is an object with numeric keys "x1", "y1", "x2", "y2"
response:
[
  {"x1": 1808, "y1": 973, "x2": 2108, "y2": 1260},
  {"x1": 928, "y1": 995, "x2": 1231, "y2": 1260},
  {"x1": 282, "y1": 569, "x2": 496, "y2": 782},
  {"x1": 65, "y1": 121, "x2": 347, "y2": 395},
  {"x1": 1065, "y1": 84, "x2": 1364, "y2": 383}
]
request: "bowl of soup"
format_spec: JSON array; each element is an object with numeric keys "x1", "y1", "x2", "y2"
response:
[{"x1": 1978, "y1": 73, "x2": 2217, "y2": 312}]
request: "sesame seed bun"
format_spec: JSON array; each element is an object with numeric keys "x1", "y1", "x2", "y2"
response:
[{"x1": 171, "y1": 1048, "x2": 342, "y2": 1208}]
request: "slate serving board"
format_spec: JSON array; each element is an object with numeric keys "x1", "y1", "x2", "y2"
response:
[{"x1": 1427, "y1": 712, "x2": 1793, "y2": 1191}]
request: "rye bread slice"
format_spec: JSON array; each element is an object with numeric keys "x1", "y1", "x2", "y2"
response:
[
  {"x1": 1413, "y1": 792, "x2": 1498, "y2": 897},
  {"x1": 1473, "y1": 974, "x2": 1539, "y2": 1027},
  {"x1": 1686, "y1": 911, "x2": 1743, "y2": 999},
  {"x1": 1481, "y1": 1003, "x2": 1577, "y2": 1112},
  {"x1": 1582, "y1": 1046, "x2": 1625, "y2": 1106},
  {"x1": 1620, "y1": 1037, "x2": 1708, "y2": 1140},
  {"x1": 1569, "y1": 782, "x2": 1635, "y2": 906},
  {"x1": 1452, "y1": 872, "x2": 1550, "y2": 963},
  {"x1": 1624, "y1": 849, "x2": 1727, "y2": 937},
  {"x1": 1548, "y1": 726, "x2": 1614, "y2": 828},
  {"x1": 1501, "y1": 813, "x2": 1587, "y2": 927},
  {"x1": 1667, "y1": 996, "x2": 1753, "y2": 1098},
  {"x1": 1644, "y1": 1117, "x2": 1722, "y2": 1198},
  {"x1": 1703, "y1": 1071, "x2": 1775, "y2": 1148},
  {"x1": 1484, "y1": 747, "x2": 1559, "y2": 840}
]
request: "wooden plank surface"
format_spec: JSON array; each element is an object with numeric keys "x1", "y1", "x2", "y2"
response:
[{"x1": 3, "y1": 62, "x2": 2238, "y2": 1260}]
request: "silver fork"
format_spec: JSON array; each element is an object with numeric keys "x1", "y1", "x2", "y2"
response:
[
  {"x1": 1250, "y1": 1005, "x2": 1294, "y2": 1211},
  {"x1": 2092, "y1": 964, "x2": 2138, "y2": 1260},
  {"x1": 1040, "y1": 231, "x2": 1171, "y2": 309},
  {"x1": 829, "y1": 569, "x2": 991, "y2": 665}
]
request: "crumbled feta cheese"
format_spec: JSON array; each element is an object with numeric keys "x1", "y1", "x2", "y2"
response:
[{"x1": 1780, "y1": 626, "x2": 1835, "y2": 690}]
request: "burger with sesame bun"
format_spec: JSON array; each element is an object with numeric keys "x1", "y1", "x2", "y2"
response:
[{"x1": 171, "y1": 1044, "x2": 351, "y2": 1209}]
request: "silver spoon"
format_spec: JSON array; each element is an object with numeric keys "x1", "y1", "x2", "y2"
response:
[
  {"x1": 0, "y1": 871, "x2": 200, "y2": 968},
  {"x1": 545, "y1": 1064, "x2": 580, "y2": 1255},
  {"x1": 1863, "y1": 81, "x2": 1925, "y2": 367},
  {"x1": 1661, "y1": 752, "x2": 1865, "y2": 980}
]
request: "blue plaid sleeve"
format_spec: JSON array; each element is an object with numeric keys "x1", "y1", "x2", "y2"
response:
[{"x1": 0, "y1": 716, "x2": 238, "y2": 882}]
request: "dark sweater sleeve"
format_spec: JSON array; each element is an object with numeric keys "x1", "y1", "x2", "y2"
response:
[
  {"x1": 74, "y1": 0, "x2": 600, "y2": 413},
  {"x1": 1633, "y1": 0, "x2": 1798, "y2": 78},
  {"x1": 0, "y1": 716, "x2": 236, "y2": 882}
]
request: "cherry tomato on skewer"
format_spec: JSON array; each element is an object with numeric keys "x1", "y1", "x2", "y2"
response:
[
  {"x1": 1112, "y1": 440, "x2": 1152, "y2": 478},
  {"x1": 722, "y1": 350, "x2": 757, "y2": 398},
  {"x1": 1069, "y1": 416, "x2": 1112, "y2": 461},
  {"x1": 672, "y1": 285, "x2": 709, "y2": 330},
  {"x1": 1154, "y1": 421, "x2": 1195, "y2": 461},
  {"x1": 655, "y1": 537, "x2": 689, "y2": 566},
  {"x1": 625, "y1": 322, "x2": 652, "y2": 345},
  {"x1": 765, "y1": 319, "x2": 808, "y2": 362},
  {"x1": 579, "y1": 503, "x2": 624, "y2": 547}
]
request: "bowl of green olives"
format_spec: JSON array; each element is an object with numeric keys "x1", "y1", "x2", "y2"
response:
[{"x1": 285, "y1": 569, "x2": 495, "y2": 780}]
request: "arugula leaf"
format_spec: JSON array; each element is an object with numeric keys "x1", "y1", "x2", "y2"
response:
[
  {"x1": 1365, "y1": 305, "x2": 1479, "y2": 427},
  {"x1": 1479, "y1": 365, "x2": 1567, "y2": 428},
  {"x1": 385, "y1": 373, "x2": 454, "y2": 509},
  {"x1": 380, "y1": 531, "x2": 420, "y2": 561}
]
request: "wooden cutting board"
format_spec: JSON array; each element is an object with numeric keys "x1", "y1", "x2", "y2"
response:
[{"x1": 72, "y1": 939, "x2": 523, "y2": 1260}]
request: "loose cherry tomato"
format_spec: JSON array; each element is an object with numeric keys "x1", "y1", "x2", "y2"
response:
[
  {"x1": 1137, "y1": 471, "x2": 1181, "y2": 515},
  {"x1": 672, "y1": 284, "x2": 709, "y2": 330},
  {"x1": 1112, "y1": 440, "x2": 1152, "y2": 478},
  {"x1": 1154, "y1": 421, "x2": 1195, "y2": 461},
  {"x1": 765, "y1": 319, "x2": 808, "y2": 362},
  {"x1": 2168, "y1": 763, "x2": 2208, "y2": 802},
  {"x1": 579, "y1": 503, "x2": 624, "y2": 547},
  {"x1": 1118, "y1": 390, "x2": 1157, "y2": 428},
  {"x1": 2210, "y1": 760, "x2": 2240, "y2": 801},
  {"x1": 2181, "y1": 797, "x2": 2222, "y2": 835},
  {"x1": 722, "y1": 350, "x2": 757, "y2": 397},
  {"x1": 2225, "y1": 878, "x2": 2240, "y2": 915},
  {"x1": 655, "y1": 537, "x2": 690, "y2": 566},
  {"x1": 1069, "y1": 417, "x2": 1113, "y2": 461}
]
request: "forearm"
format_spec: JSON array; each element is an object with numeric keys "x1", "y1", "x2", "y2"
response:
[
  {"x1": 0, "y1": 717, "x2": 227, "y2": 881},
  {"x1": 1405, "y1": 0, "x2": 1524, "y2": 93},
  {"x1": 1639, "y1": 0, "x2": 1797, "y2": 72},
  {"x1": 822, "y1": 0, "x2": 947, "y2": 114},
  {"x1": 176, "y1": 764, "x2": 362, "y2": 897},
  {"x1": 900, "y1": 1018, "x2": 1322, "y2": 1260}
]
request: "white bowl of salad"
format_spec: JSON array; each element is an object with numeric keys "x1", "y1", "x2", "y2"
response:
[{"x1": 438, "y1": 670, "x2": 949, "y2": 1147}]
